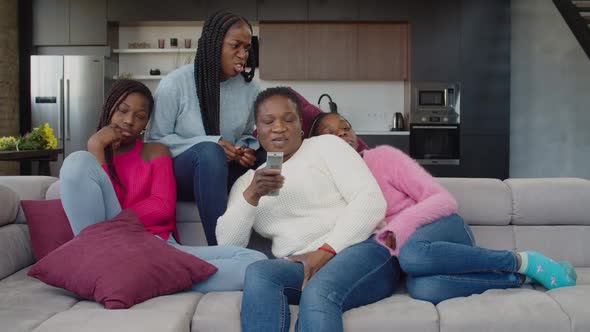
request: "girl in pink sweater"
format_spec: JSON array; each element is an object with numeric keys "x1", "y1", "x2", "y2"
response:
[
  {"x1": 60, "y1": 79, "x2": 265, "y2": 293},
  {"x1": 309, "y1": 112, "x2": 576, "y2": 304}
]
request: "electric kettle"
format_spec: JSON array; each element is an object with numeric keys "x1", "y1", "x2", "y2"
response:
[{"x1": 392, "y1": 112, "x2": 405, "y2": 131}]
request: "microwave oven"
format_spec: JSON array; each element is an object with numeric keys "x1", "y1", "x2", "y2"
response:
[{"x1": 411, "y1": 82, "x2": 460, "y2": 124}]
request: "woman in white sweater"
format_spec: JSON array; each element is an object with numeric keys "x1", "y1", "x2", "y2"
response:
[{"x1": 216, "y1": 87, "x2": 400, "y2": 332}]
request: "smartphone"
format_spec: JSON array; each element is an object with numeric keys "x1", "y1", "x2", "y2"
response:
[{"x1": 265, "y1": 151, "x2": 283, "y2": 196}]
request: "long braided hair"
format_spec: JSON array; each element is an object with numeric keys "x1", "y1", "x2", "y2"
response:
[
  {"x1": 195, "y1": 11, "x2": 255, "y2": 135},
  {"x1": 96, "y1": 79, "x2": 154, "y2": 189}
]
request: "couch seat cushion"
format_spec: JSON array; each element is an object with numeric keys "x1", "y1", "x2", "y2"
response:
[
  {"x1": 193, "y1": 291, "x2": 438, "y2": 332},
  {"x1": 0, "y1": 268, "x2": 79, "y2": 332},
  {"x1": 32, "y1": 309, "x2": 188, "y2": 332},
  {"x1": 547, "y1": 285, "x2": 590, "y2": 332},
  {"x1": 436, "y1": 288, "x2": 571, "y2": 332}
]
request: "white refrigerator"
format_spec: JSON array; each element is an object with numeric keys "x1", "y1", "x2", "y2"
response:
[{"x1": 30, "y1": 55, "x2": 115, "y2": 176}]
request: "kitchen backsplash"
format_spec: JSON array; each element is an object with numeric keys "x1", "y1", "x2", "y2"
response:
[{"x1": 259, "y1": 75, "x2": 406, "y2": 132}]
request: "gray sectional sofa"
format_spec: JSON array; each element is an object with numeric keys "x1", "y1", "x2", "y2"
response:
[{"x1": 1, "y1": 175, "x2": 589, "y2": 332}]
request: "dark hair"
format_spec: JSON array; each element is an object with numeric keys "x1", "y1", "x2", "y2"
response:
[
  {"x1": 308, "y1": 112, "x2": 351, "y2": 138},
  {"x1": 97, "y1": 79, "x2": 154, "y2": 189},
  {"x1": 195, "y1": 11, "x2": 255, "y2": 136},
  {"x1": 253, "y1": 87, "x2": 302, "y2": 121}
]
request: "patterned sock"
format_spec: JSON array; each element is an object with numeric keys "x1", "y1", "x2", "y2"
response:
[
  {"x1": 517, "y1": 251, "x2": 576, "y2": 289},
  {"x1": 558, "y1": 261, "x2": 577, "y2": 283}
]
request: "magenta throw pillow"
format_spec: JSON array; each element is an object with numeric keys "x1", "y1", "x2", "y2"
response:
[
  {"x1": 28, "y1": 209, "x2": 217, "y2": 309},
  {"x1": 21, "y1": 199, "x2": 74, "y2": 261}
]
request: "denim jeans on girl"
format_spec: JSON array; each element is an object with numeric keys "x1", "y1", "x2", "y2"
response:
[
  {"x1": 240, "y1": 237, "x2": 400, "y2": 332},
  {"x1": 173, "y1": 141, "x2": 265, "y2": 246},
  {"x1": 60, "y1": 150, "x2": 267, "y2": 293},
  {"x1": 398, "y1": 214, "x2": 522, "y2": 304}
]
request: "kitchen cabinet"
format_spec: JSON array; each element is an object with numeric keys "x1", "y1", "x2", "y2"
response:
[
  {"x1": 308, "y1": 0, "x2": 359, "y2": 21},
  {"x1": 358, "y1": 24, "x2": 408, "y2": 80},
  {"x1": 206, "y1": 0, "x2": 258, "y2": 22},
  {"x1": 409, "y1": 0, "x2": 461, "y2": 81},
  {"x1": 33, "y1": 0, "x2": 106, "y2": 46},
  {"x1": 257, "y1": 0, "x2": 307, "y2": 21},
  {"x1": 259, "y1": 23, "x2": 409, "y2": 80},
  {"x1": 107, "y1": 0, "x2": 206, "y2": 22},
  {"x1": 359, "y1": 0, "x2": 409, "y2": 21},
  {"x1": 70, "y1": 0, "x2": 107, "y2": 45},
  {"x1": 307, "y1": 24, "x2": 357, "y2": 80},
  {"x1": 33, "y1": 0, "x2": 69, "y2": 46},
  {"x1": 259, "y1": 24, "x2": 308, "y2": 79}
]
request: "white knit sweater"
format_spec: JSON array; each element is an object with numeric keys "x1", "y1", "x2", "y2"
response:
[{"x1": 216, "y1": 135, "x2": 386, "y2": 258}]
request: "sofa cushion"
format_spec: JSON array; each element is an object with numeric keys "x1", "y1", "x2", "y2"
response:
[
  {"x1": 506, "y1": 178, "x2": 590, "y2": 226},
  {"x1": 438, "y1": 178, "x2": 512, "y2": 226},
  {"x1": 0, "y1": 224, "x2": 34, "y2": 280},
  {"x1": 548, "y1": 285, "x2": 590, "y2": 332},
  {"x1": 33, "y1": 309, "x2": 189, "y2": 332},
  {"x1": 0, "y1": 185, "x2": 19, "y2": 227},
  {"x1": 21, "y1": 199, "x2": 74, "y2": 261},
  {"x1": 436, "y1": 288, "x2": 571, "y2": 332},
  {"x1": 192, "y1": 291, "x2": 439, "y2": 332},
  {"x1": 0, "y1": 268, "x2": 79, "y2": 312},
  {"x1": 0, "y1": 176, "x2": 58, "y2": 201},
  {"x1": 469, "y1": 225, "x2": 516, "y2": 251},
  {"x1": 514, "y1": 225, "x2": 590, "y2": 267},
  {"x1": 28, "y1": 209, "x2": 217, "y2": 309}
]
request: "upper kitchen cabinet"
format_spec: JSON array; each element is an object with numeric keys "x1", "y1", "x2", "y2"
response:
[
  {"x1": 409, "y1": 0, "x2": 461, "y2": 81},
  {"x1": 70, "y1": 0, "x2": 107, "y2": 45},
  {"x1": 359, "y1": 0, "x2": 409, "y2": 21},
  {"x1": 307, "y1": 24, "x2": 358, "y2": 80},
  {"x1": 259, "y1": 24, "x2": 308, "y2": 79},
  {"x1": 260, "y1": 23, "x2": 409, "y2": 80},
  {"x1": 308, "y1": 0, "x2": 358, "y2": 21},
  {"x1": 358, "y1": 23, "x2": 408, "y2": 80},
  {"x1": 33, "y1": 0, "x2": 69, "y2": 45},
  {"x1": 34, "y1": 0, "x2": 106, "y2": 46},
  {"x1": 257, "y1": 0, "x2": 307, "y2": 21},
  {"x1": 260, "y1": 23, "x2": 409, "y2": 81},
  {"x1": 206, "y1": 0, "x2": 258, "y2": 21},
  {"x1": 107, "y1": 0, "x2": 206, "y2": 22}
]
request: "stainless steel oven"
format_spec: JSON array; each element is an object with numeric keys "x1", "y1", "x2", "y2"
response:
[
  {"x1": 410, "y1": 82, "x2": 461, "y2": 165},
  {"x1": 410, "y1": 124, "x2": 460, "y2": 165}
]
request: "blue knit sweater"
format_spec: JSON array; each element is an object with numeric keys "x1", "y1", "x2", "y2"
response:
[{"x1": 146, "y1": 64, "x2": 261, "y2": 157}]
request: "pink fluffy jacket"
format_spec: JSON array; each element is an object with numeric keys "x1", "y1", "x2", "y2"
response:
[{"x1": 362, "y1": 146, "x2": 458, "y2": 256}]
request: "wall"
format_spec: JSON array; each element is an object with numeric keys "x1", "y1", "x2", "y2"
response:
[
  {"x1": 511, "y1": 0, "x2": 590, "y2": 179},
  {"x1": 0, "y1": 0, "x2": 19, "y2": 175}
]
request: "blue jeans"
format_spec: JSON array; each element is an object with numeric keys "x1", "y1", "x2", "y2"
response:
[
  {"x1": 174, "y1": 142, "x2": 265, "y2": 245},
  {"x1": 398, "y1": 214, "x2": 522, "y2": 304},
  {"x1": 60, "y1": 151, "x2": 267, "y2": 292},
  {"x1": 241, "y1": 237, "x2": 400, "y2": 332}
]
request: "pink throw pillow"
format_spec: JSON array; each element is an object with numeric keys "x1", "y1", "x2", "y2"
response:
[
  {"x1": 21, "y1": 199, "x2": 74, "y2": 260},
  {"x1": 28, "y1": 209, "x2": 217, "y2": 309}
]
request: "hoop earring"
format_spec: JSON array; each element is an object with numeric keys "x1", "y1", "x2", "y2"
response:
[{"x1": 301, "y1": 130, "x2": 304, "y2": 137}]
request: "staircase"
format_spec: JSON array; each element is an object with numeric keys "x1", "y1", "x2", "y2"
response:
[{"x1": 553, "y1": 0, "x2": 590, "y2": 60}]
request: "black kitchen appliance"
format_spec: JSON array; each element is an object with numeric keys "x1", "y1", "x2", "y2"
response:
[
  {"x1": 410, "y1": 82, "x2": 461, "y2": 165},
  {"x1": 392, "y1": 112, "x2": 405, "y2": 131}
]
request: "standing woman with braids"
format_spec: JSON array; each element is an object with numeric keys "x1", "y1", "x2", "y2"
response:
[
  {"x1": 146, "y1": 11, "x2": 261, "y2": 246},
  {"x1": 59, "y1": 79, "x2": 266, "y2": 293}
]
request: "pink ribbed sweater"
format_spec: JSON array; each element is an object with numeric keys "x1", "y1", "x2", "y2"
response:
[
  {"x1": 362, "y1": 146, "x2": 458, "y2": 256},
  {"x1": 102, "y1": 140, "x2": 177, "y2": 240}
]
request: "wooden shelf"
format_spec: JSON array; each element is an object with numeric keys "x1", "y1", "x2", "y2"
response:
[
  {"x1": 114, "y1": 48, "x2": 196, "y2": 54},
  {"x1": 113, "y1": 75, "x2": 164, "y2": 80}
]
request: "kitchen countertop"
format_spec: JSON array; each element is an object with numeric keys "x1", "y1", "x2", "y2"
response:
[{"x1": 355, "y1": 131, "x2": 409, "y2": 136}]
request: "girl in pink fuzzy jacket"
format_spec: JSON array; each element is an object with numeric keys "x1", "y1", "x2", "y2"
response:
[{"x1": 309, "y1": 112, "x2": 576, "y2": 304}]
